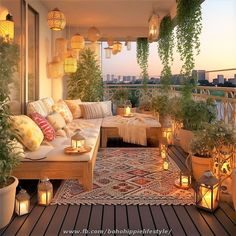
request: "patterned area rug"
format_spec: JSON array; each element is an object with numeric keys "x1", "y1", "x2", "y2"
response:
[{"x1": 52, "y1": 148, "x2": 194, "y2": 205}]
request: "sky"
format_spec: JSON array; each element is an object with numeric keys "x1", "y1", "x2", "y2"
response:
[{"x1": 102, "y1": 0, "x2": 236, "y2": 80}]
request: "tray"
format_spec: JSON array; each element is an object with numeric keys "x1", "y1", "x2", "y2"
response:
[
  {"x1": 123, "y1": 114, "x2": 134, "y2": 118},
  {"x1": 64, "y1": 146, "x2": 92, "y2": 155}
]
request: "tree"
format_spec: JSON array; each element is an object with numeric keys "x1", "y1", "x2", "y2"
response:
[{"x1": 67, "y1": 48, "x2": 103, "y2": 102}]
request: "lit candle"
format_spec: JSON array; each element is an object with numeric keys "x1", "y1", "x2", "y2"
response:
[
  {"x1": 39, "y1": 191, "x2": 52, "y2": 205},
  {"x1": 15, "y1": 189, "x2": 30, "y2": 215},
  {"x1": 200, "y1": 186, "x2": 217, "y2": 209},
  {"x1": 161, "y1": 150, "x2": 166, "y2": 159},
  {"x1": 181, "y1": 176, "x2": 189, "y2": 187},
  {"x1": 125, "y1": 107, "x2": 131, "y2": 116},
  {"x1": 163, "y1": 161, "x2": 169, "y2": 170}
]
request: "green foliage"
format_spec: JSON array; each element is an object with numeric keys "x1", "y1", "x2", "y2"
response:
[
  {"x1": 128, "y1": 90, "x2": 139, "y2": 107},
  {"x1": 139, "y1": 95, "x2": 152, "y2": 111},
  {"x1": 151, "y1": 95, "x2": 173, "y2": 117},
  {"x1": 112, "y1": 87, "x2": 129, "y2": 107},
  {"x1": 176, "y1": 0, "x2": 202, "y2": 76},
  {"x1": 0, "y1": 38, "x2": 20, "y2": 187},
  {"x1": 136, "y1": 38, "x2": 149, "y2": 87},
  {"x1": 67, "y1": 48, "x2": 103, "y2": 102},
  {"x1": 158, "y1": 16, "x2": 174, "y2": 92}
]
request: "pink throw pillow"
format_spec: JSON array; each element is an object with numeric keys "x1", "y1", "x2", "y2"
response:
[{"x1": 30, "y1": 112, "x2": 56, "y2": 141}]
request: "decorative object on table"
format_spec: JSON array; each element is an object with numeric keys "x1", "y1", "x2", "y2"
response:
[
  {"x1": 47, "y1": 8, "x2": 66, "y2": 31},
  {"x1": 175, "y1": 171, "x2": 191, "y2": 190},
  {"x1": 64, "y1": 146, "x2": 92, "y2": 155},
  {"x1": 52, "y1": 148, "x2": 194, "y2": 205},
  {"x1": 195, "y1": 171, "x2": 219, "y2": 212},
  {"x1": 15, "y1": 189, "x2": 30, "y2": 216},
  {"x1": 37, "y1": 178, "x2": 53, "y2": 206},
  {"x1": 123, "y1": 100, "x2": 133, "y2": 117},
  {"x1": 0, "y1": 13, "x2": 14, "y2": 42},
  {"x1": 71, "y1": 132, "x2": 85, "y2": 149},
  {"x1": 87, "y1": 26, "x2": 101, "y2": 42}
]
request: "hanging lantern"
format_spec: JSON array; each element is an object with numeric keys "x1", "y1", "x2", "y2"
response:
[
  {"x1": 104, "y1": 47, "x2": 112, "y2": 59},
  {"x1": 37, "y1": 178, "x2": 53, "y2": 206},
  {"x1": 87, "y1": 26, "x2": 101, "y2": 42},
  {"x1": 175, "y1": 171, "x2": 191, "y2": 189},
  {"x1": 48, "y1": 56, "x2": 64, "y2": 79},
  {"x1": 162, "y1": 127, "x2": 173, "y2": 145},
  {"x1": 107, "y1": 37, "x2": 113, "y2": 47},
  {"x1": 0, "y1": 6, "x2": 9, "y2": 20},
  {"x1": 195, "y1": 171, "x2": 219, "y2": 212},
  {"x1": 112, "y1": 47, "x2": 118, "y2": 55},
  {"x1": 47, "y1": 8, "x2": 66, "y2": 31},
  {"x1": 148, "y1": 13, "x2": 159, "y2": 41},
  {"x1": 113, "y1": 41, "x2": 122, "y2": 53},
  {"x1": 0, "y1": 14, "x2": 14, "y2": 42},
  {"x1": 125, "y1": 37, "x2": 132, "y2": 50},
  {"x1": 64, "y1": 55, "x2": 77, "y2": 73},
  {"x1": 163, "y1": 160, "x2": 169, "y2": 170},
  {"x1": 71, "y1": 33, "x2": 85, "y2": 51},
  {"x1": 160, "y1": 144, "x2": 167, "y2": 159},
  {"x1": 15, "y1": 189, "x2": 30, "y2": 216},
  {"x1": 71, "y1": 132, "x2": 86, "y2": 149},
  {"x1": 124, "y1": 100, "x2": 132, "y2": 117},
  {"x1": 55, "y1": 38, "x2": 67, "y2": 60}
]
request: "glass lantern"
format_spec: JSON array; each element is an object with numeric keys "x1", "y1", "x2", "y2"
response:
[
  {"x1": 160, "y1": 143, "x2": 167, "y2": 159},
  {"x1": 162, "y1": 127, "x2": 173, "y2": 145},
  {"x1": 15, "y1": 189, "x2": 30, "y2": 216},
  {"x1": 175, "y1": 171, "x2": 191, "y2": 189},
  {"x1": 163, "y1": 160, "x2": 169, "y2": 171},
  {"x1": 195, "y1": 171, "x2": 219, "y2": 212},
  {"x1": 104, "y1": 47, "x2": 112, "y2": 59},
  {"x1": 37, "y1": 178, "x2": 53, "y2": 206},
  {"x1": 71, "y1": 132, "x2": 86, "y2": 149},
  {"x1": 124, "y1": 100, "x2": 132, "y2": 116}
]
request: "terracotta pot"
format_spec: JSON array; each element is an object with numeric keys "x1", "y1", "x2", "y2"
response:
[
  {"x1": 191, "y1": 155, "x2": 213, "y2": 181},
  {"x1": 232, "y1": 169, "x2": 236, "y2": 211},
  {"x1": 0, "y1": 176, "x2": 18, "y2": 229},
  {"x1": 116, "y1": 107, "x2": 136, "y2": 116},
  {"x1": 178, "y1": 129, "x2": 194, "y2": 153}
]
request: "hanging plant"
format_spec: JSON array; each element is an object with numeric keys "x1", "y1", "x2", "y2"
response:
[
  {"x1": 176, "y1": 0, "x2": 202, "y2": 77},
  {"x1": 158, "y1": 16, "x2": 174, "y2": 92},
  {"x1": 136, "y1": 37, "x2": 149, "y2": 87}
]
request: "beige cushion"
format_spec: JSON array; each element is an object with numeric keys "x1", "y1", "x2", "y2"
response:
[
  {"x1": 41, "y1": 97, "x2": 54, "y2": 115},
  {"x1": 80, "y1": 102, "x2": 104, "y2": 119},
  {"x1": 64, "y1": 99, "x2": 82, "y2": 119},
  {"x1": 11, "y1": 115, "x2": 44, "y2": 151},
  {"x1": 52, "y1": 100, "x2": 73, "y2": 123},
  {"x1": 27, "y1": 100, "x2": 48, "y2": 117},
  {"x1": 99, "y1": 101, "x2": 113, "y2": 117},
  {"x1": 47, "y1": 112, "x2": 66, "y2": 131}
]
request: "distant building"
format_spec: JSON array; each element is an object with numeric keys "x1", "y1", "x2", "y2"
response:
[{"x1": 192, "y1": 70, "x2": 206, "y2": 81}]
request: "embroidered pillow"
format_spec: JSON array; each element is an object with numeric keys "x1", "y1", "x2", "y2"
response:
[
  {"x1": 64, "y1": 99, "x2": 82, "y2": 119},
  {"x1": 52, "y1": 100, "x2": 73, "y2": 123},
  {"x1": 80, "y1": 102, "x2": 104, "y2": 119},
  {"x1": 99, "y1": 101, "x2": 113, "y2": 117},
  {"x1": 11, "y1": 115, "x2": 44, "y2": 151},
  {"x1": 47, "y1": 112, "x2": 66, "y2": 131},
  {"x1": 30, "y1": 112, "x2": 56, "y2": 141}
]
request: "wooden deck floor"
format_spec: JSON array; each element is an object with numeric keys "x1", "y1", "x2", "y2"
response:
[{"x1": 1, "y1": 146, "x2": 236, "y2": 236}]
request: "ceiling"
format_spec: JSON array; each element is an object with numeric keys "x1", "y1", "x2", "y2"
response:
[{"x1": 41, "y1": 0, "x2": 177, "y2": 40}]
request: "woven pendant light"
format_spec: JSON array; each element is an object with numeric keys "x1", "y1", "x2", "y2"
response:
[
  {"x1": 148, "y1": 13, "x2": 159, "y2": 40},
  {"x1": 71, "y1": 34, "x2": 85, "y2": 51},
  {"x1": 48, "y1": 56, "x2": 64, "y2": 79},
  {"x1": 47, "y1": 8, "x2": 66, "y2": 31},
  {"x1": 107, "y1": 37, "x2": 113, "y2": 47},
  {"x1": 0, "y1": 14, "x2": 14, "y2": 42},
  {"x1": 64, "y1": 55, "x2": 77, "y2": 73},
  {"x1": 87, "y1": 26, "x2": 101, "y2": 42},
  {"x1": 104, "y1": 47, "x2": 112, "y2": 59},
  {"x1": 112, "y1": 41, "x2": 122, "y2": 53},
  {"x1": 55, "y1": 38, "x2": 67, "y2": 60}
]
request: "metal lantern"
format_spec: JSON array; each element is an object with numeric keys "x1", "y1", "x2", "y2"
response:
[
  {"x1": 48, "y1": 56, "x2": 64, "y2": 79},
  {"x1": 148, "y1": 13, "x2": 159, "y2": 41},
  {"x1": 71, "y1": 132, "x2": 86, "y2": 149},
  {"x1": 71, "y1": 34, "x2": 85, "y2": 51},
  {"x1": 0, "y1": 6, "x2": 9, "y2": 20},
  {"x1": 175, "y1": 171, "x2": 191, "y2": 189},
  {"x1": 55, "y1": 38, "x2": 67, "y2": 60},
  {"x1": 0, "y1": 14, "x2": 14, "y2": 42},
  {"x1": 195, "y1": 171, "x2": 219, "y2": 212},
  {"x1": 125, "y1": 37, "x2": 132, "y2": 50},
  {"x1": 47, "y1": 8, "x2": 66, "y2": 31},
  {"x1": 15, "y1": 189, "x2": 30, "y2": 216},
  {"x1": 124, "y1": 100, "x2": 132, "y2": 116},
  {"x1": 113, "y1": 41, "x2": 122, "y2": 53},
  {"x1": 163, "y1": 160, "x2": 169, "y2": 171},
  {"x1": 37, "y1": 178, "x2": 53, "y2": 206},
  {"x1": 104, "y1": 47, "x2": 112, "y2": 59},
  {"x1": 87, "y1": 26, "x2": 101, "y2": 42},
  {"x1": 162, "y1": 127, "x2": 173, "y2": 145},
  {"x1": 64, "y1": 55, "x2": 77, "y2": 73},
  {"x1": 160, "y1": 144, "x2": 167, "y2": 159}
]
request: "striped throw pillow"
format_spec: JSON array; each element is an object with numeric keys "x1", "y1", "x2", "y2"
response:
[
  {"x1": 80, "y1": 103, "x2": 104, "y2": 119},
  {"x1": 30, "y1": 112, "x2": 56, "y2": 141},
  {"x1": 27, "y1": 100, "x2": 48, "y2": 117}
]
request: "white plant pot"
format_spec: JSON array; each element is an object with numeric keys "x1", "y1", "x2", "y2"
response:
[
  {"x1": 0, "y1": 176, "x2": 18, "y2": 229},
  {"x1": 232, "y1": 169, "x2": 236, "y2": 211}
]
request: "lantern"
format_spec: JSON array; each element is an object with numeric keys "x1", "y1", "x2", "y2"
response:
[
  {"x1": 107, "y1": 37, "x2": 113, "y2": 47},
  {"x1": 124, "y1": 100, "x2": 132, "y2": 116},
  {"x1": 163, "y1": 160, "x2": 169, "y2": 171},
  {"x1": 55, "y1": 38, "x2": 67, "y2": 60},
  {"x1": 64, "y1": 55, "x2": 77, "y2": 73},
  {"x1": 47, "y1": 8, "x2": 66, "y2": 31},
  {"x1": 125, "y1": 37, "x2": 132, "y2": 50},
  {"x1": 15, "y1": 189, "x2": 30, "y2": 216},
  {"x1": 113, "y1": 41, "x2": 122, "y2": 53},
  {"x1": 87, "y1": 26, "x2": 101, "y2": 42},
  {"x1": 162, "y1": 127, "x2": 173, "y2": 145},
  {"x1": 71, "y1": 132, "x2": 86, "y2": 149},
  {"x1": 104, "y1": 47, "x2": 112, "y2": 59},
  {"x1": 195, "y1": 171, "x2": 219, "y2": 212},
  {"x1": 148, "y1": 13, "x2": 159, "y2": 41},
  {"x1": 37, "y1": 178, "x2": 53, "y2": 206},
  {"x1": 0, "y1": 6, "x2": 9, "y2": 20},
  {"x1": 175, "y1": 171, "x2": 191, "y2": 189},
  {"x1": 48, "y1": 56, "x2": 64, "y2": 79},
  {"x1": 160, "y1": 144, "x2": 167, "y2": 159},
  {"x1": 71, "y1": 34, "x2": 85, "y2": 51},
  {"x1": 0, "y1": 14, "x2": 14, "y2": 42}
]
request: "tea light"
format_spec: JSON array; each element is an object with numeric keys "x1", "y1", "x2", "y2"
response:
[
  {"x1": 15, "y1": 189, "x2": 30, "y2": 216},
  {"x1": 175, "y1": 171, "x2": 191, "y2": 189},
  {"x1": 163, "y1": 160, "x2": 169, "y2": 170}
]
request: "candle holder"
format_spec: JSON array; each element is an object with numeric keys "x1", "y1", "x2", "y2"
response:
[
  {"x1": 175, "y1": 171, "x2": 191, "y2": 189},
  {"x1": 160, "y1": 143, "x2": 167, "y2": 159},
  {"x1": 123, "y1": 100, "x2": 133, "y2": 117},
  {"x1": 162, "y1": 127, "x2": 173, "y2": 145},
  {"x1": 37, "y1": 178, "x2": 53, "y2": 206},
  {"x1": 15, "y1": 189, "x2": 30, "y2": 216},
  {"x1": 163, "y1": 160, "x2": 169, "y2": 171},
  {"x1": 71, "y1": 132, "x2": 86, "y2": 149}
]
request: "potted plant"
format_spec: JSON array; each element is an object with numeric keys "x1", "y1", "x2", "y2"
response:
[
  {"x1": 138, "y1": 95, "x2": 153, "y2": 115},
  {"x1": 0, "y1": 38, "x2": 21, "y2": 228}
]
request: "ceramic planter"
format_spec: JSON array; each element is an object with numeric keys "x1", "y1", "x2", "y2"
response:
[
  {"x1": 178, "y1": 129, "x2": 194, "y2": 153},
  {"x1": 0, "y1": 176, "x2": 18, "y2": 229},
  {"x1": 191, "y1": 155, "x2": 213, "y2": 181}
]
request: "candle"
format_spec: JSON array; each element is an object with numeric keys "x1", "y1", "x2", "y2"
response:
[
  {"x1": 125, "y1": 107, "x2": 131, "y2": 116},
  {"x1": 163, "y1": 161, "x2": 169, "y2": 170},
  {"x1": 15, "y1": 200, "x2": 29, "y2": 215},
  {"x1": 39, "y1": 191, "x2": 52, "y2": 205},
  {"x1": 161, "y1": 150, "x2": 166, "y2": 159},
  {"x1": 181, "y1": 176, "x2": 189, "y2": 187},
  {"x1": 200, "y1": 186, "x2": 217, "y2": 209}
]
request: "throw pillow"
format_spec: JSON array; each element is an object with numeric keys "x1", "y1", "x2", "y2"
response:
[
  {"x1": 80, "y1": 102, "x2": 104, "y2": 119},
  {"x1": 41, "y1": 97, "x2": 55, "y2": 115},
  {"x1": 99, "y1": 101, "x2": 113, "y2": 117},
  {"x1": 64, "y1": 99, "x2": 82, "y2": 119},
  {"x1": 47, "y1": 112, "x2": 66, "y2": 131},
  {"x1": 11, "y1": 115, "x2": 44, "y2": 151},
  {"x1": 27, "y1": 100, "x2": 48, "y2": 117},
  {"x1": 30, "y1": 112, "x2": 56, "y2": 141},
  {"x1": 52, "y1": 100, "x2": 73, "y2": 123}
]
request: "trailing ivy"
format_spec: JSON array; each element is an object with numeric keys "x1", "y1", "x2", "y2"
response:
[
  {"x1": 158, "y1": 16, "x2": 174, "y2": 92},
  {"x1": 136, "y1": 38, "x2": 149, "y2": 88},
  {"x1": 176, "y1": 0, "x2": 202, "y2": 77}
]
